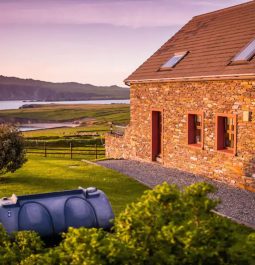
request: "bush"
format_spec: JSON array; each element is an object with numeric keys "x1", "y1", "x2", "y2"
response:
[
  {"x1": 0, "y1": 124, "x2": 27, "y2": 177},
  {"x1": 0, "y1": 225, "x2": 44, "y2": 265},
  {"x1": 0, "y1": 182, "x2": 254, "y2": 264}
]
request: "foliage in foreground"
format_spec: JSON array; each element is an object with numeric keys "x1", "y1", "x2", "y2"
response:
[
  {"x1": 0, "y1": 182, "x2": 254, "y2": 265},
  {"x1": 0, "y1": 226, "x2": 43, "y2": 264},
  {"x1": 0, "y1": 124, "x2": 27, "y2": 177}
]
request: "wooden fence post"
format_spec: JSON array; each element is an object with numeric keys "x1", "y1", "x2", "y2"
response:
[
  {"x1": 44, "y1": 142, "x2": 47, "y2": 157},
  {"x1": 70, "y1": 142, "x2": 73, "y2": 159}
]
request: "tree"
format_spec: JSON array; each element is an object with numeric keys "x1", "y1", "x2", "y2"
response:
[{"x1": 0, "y1": 124, "x2": 27, "y2": 177}]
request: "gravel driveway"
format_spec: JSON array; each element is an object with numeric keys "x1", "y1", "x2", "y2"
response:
[{"x1": 97, "y1": 159, "x2": 255, "y2": 229}]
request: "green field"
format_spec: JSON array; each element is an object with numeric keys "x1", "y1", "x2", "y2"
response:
[
  {"x1": 1, "y1": 156, "x2": 147, "y2": 216},
  {"x1": 23, "y1": 125, "x2": 109, "y2": 138},
  {"x1": 0, "y1": 104, "x2": 130, "y2": 147},
  {"x1": 0, "y1": 104, "x2": 130, "y2": 123}
]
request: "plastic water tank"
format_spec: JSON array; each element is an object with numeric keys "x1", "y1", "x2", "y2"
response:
[{"x1": 0, "y1": 187, "x2": 114, "y2": 237}]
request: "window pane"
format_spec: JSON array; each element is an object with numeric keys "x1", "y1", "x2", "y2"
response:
[
  {"x1": 194, "y1": 115, "x2": 201, "y2": 144},
  {"x1": 188, "y1": 114, "x2": 202, "y2": 145},
  {"x1": 195, "y1": 115, "x2": 201, "y2": 126},
  {"x1": 161, "y1": 52, "x2": 187, "y2": 68},
  {"x1": 233, "y1": 39, "x2": 255, "y2": 61},
  {"x1": 195, "y1": 129, "x2": 201, "y2": 143},
  {"x1": 224, "y1": 117, "x2": 234, "y2": 149}
]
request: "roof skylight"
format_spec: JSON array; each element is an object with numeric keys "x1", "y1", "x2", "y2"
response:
[
  {"x1": 160, "y1": 51, "x2": 188, "y2": 69},
  {"x1": 232, "y1": 39, "x2": 255, "y2": 62}
]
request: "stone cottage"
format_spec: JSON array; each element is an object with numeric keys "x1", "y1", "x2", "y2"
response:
[{"x1": 106, "y1": 1, "x2": 255, "y2": 191}]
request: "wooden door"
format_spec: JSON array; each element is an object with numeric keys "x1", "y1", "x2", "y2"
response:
[{"x1": 152, "y1": 111, "x2": 162, "y2": 161}]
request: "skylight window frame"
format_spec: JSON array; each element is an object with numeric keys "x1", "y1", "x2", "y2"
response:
[
  {"x1": 159, "y1": 51, "x2": 189, "y2": 71},
  {"x1": 231, "y1": 38, "x2": 255, "y2": 65}
]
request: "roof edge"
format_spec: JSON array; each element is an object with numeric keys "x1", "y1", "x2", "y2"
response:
[{"x1": 125, "y1": 73, "x2": 255, "y2": 85}]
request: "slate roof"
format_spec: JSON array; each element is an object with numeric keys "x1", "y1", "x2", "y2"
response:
[{"x1": 125, "y1": 1, "x2": 255, "y2": 84}]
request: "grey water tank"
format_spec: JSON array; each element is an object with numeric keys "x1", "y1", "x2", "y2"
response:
[{"x1": 0, "y1": 187, "x2": 114, "y2": 237}]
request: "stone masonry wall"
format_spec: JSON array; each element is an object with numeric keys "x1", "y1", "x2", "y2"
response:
[{"x1": 105, "y1": 80, "x2": 255, "y2": 191}]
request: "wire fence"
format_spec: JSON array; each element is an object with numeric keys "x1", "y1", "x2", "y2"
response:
[{"x1": 26, "y1": 143, "x2": 105, "y2": 160}]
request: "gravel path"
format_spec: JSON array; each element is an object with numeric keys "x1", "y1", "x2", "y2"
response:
[{"x1": 97, "y1": 159, "x2": 255, "y2": 228}]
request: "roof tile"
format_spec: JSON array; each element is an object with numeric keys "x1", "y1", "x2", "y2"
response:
[{"x1": 125, "y1": 1, "x2": 255, "y2": 83}]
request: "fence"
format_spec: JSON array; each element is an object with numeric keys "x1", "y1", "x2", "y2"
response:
[{"x1": 26, "y1": 143, "x2": 105, "y2": 160}]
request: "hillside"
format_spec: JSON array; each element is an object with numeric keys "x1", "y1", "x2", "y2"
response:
[{"x1": 0, "y1": 75, "x2": 129, "y2": 101}]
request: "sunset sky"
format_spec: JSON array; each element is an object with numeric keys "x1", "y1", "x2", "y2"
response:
[{"x1": 0, "y1": 0, "x2": 249, "y2": 86}]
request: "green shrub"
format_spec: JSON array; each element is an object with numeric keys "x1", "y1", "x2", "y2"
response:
[
  {"x1": 114, "y1": 182, "x2": 252, "y2": 265},
  {"x1": 0, "y1": 182, "x2": 254, "y2": 264},
  {"x1": 0, "y1": 124, "x2": 27, "y2": 177},
  {"x1": 0, "y1": 225, "x2": 44, "y2": 265}
]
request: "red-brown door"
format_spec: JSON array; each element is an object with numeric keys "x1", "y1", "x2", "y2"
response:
[{"x1": 152, "y1": 111, "x2": 162, "y2": 161}]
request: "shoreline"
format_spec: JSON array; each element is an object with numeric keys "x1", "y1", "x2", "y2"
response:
[{"x1": 19, "y1": 122, "x2": 81, "y2": 132}]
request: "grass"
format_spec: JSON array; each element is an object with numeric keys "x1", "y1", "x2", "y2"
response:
[
  {"x1": 0, "y1": 156, "x2": 252, "y2": 239},
  {"x1": 0, "y1": 104, "x2": 130, "y2": 123},
  {"x1": 23, "y1": 124, "x2": 107, "y2": 138},
  {"x1": 23, "y1": 125, "x2": 109, "y2": 138},
  {"x1": 1, "y1": 155, "x2": 148, "y2": 216}
]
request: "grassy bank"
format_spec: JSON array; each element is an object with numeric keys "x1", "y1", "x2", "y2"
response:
[
  {"x1": 1, "y1": 155, "x2": 147, "y2": 216},
  {"x1": 0, "y1": 103, "x2": 130, "y2": 123}
]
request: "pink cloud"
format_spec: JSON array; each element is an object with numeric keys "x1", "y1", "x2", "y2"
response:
[{"x1": 0, "y1": 0, "x2": 250, "y2": 28}]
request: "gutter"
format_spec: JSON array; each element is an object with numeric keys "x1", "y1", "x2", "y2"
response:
[{"x1": 124, "y1": 73, "x2": 255, "y2": 86}]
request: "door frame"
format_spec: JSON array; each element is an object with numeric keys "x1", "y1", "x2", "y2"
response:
[{"x1": 151, "y1": 108, "x2": 164, "y2": 163}]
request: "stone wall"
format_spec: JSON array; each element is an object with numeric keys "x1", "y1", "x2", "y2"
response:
[
  {"x1": 105, "y1": 80, "x2": 255, "y2": 191},
  {"x1": 105, "y1": 126, "x2": 135, "y2": 159}
]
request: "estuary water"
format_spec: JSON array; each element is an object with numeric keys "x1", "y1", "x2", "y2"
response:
[
  {"x1": 0, "y1": 99, "x2": 130, "y2": 131},
  {"x1": 19, "y1": 123, "x2": 80, "y2": 132}
]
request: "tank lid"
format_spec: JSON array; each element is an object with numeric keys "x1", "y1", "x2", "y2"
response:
[{"x1": 87, "y1": 187, "x2": 97, "y2": 193}]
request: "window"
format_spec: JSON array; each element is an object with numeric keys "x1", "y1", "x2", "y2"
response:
[
  {"x1": 216, "y1": 114, "x2": 237, "y2": 155},
  {"x1": 232, "y1": 39, "x2": 255, "y2": 63},
  {"x1": 187, "y1": 112, "x2": 204, "y2": 148},
  {"x1": 160, "y1": 51, "x2": 188, "y2": 70}
]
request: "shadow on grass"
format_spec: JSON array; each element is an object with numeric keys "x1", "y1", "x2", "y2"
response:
[{"x1": 0, "y1": 176, "x2": 9, "y2": 183}]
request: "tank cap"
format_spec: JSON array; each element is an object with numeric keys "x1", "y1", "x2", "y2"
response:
[
  {"x1": 87, "y1": 187, "x2": 97, "y2": 193},
  {"x1": 0, "y1": 194, "x2": 17, "y2": 206}
]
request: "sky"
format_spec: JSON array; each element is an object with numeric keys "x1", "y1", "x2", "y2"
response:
[{"x1": 0, "y1": 0, "x2": 250, "y2": 86}]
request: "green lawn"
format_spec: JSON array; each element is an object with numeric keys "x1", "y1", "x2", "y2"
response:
[{"x1": 1, "y1": 156, "x2": 148, "y2": 216}]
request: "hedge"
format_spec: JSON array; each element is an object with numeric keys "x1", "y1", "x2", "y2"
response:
[{"x1": 25, "y1": 138, "x2": 104, "y2": 148}]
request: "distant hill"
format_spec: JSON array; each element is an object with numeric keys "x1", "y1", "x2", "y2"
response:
[{"x1": 0, "y1": 76, "x2": 130, "y2": 101}]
